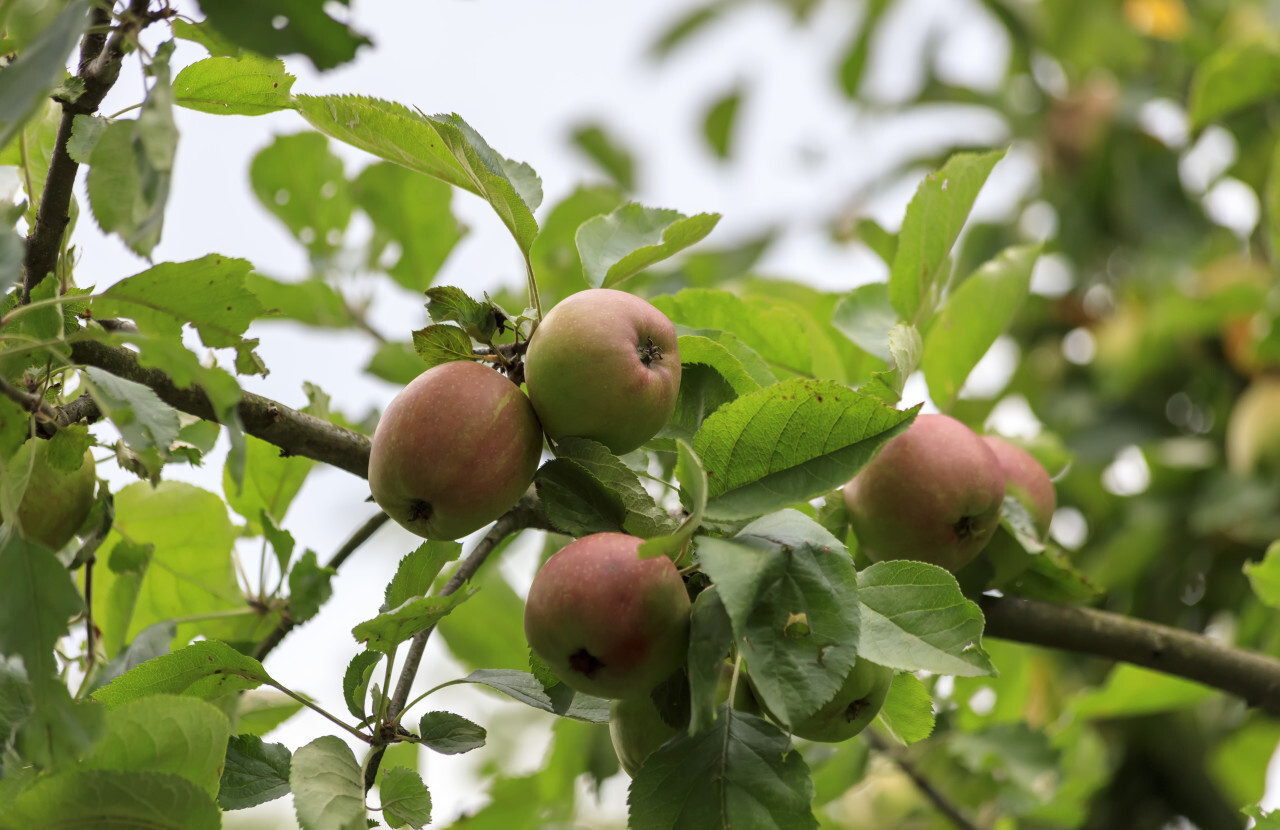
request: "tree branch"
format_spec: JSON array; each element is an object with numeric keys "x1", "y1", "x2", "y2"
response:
[
  {"x1": 362, "y1": 497, "x2": 545, "y2": 791},
  {"x1": 864, "y1": 730, "x2": 983, "y2": 830},
  {"x1": 981, "y1": 595, "x2": 1280, "y2": 716},
  {"x1": 69, "y1": 339, "x2": 372, "y2": 478},
  {"x1": 23, "y1": 0, "x2": 158, "y2": 302}
]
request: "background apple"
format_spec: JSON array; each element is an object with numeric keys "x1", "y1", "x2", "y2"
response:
[
  {"x1": 369, "y1": 360, "x2": 543, "y2": 540},
  {"x1": 844, "y1": 413, "x2": 1005, "y2": 572},
  {"x1": 981, "y1": 434, "x2": 1057, "y2": 538},
  {"x1": 524, "y1": 532, "x2": 690, "y2": 699},
  {"x1": 5, "y1": 439, "x2": 96, "y2": 551},
  {"x1": 1227, "y1": 375, "x2": 1280, "y2": 476},
  {"x1": 523, "y1": 288, "x2": 681, "y2": 455}
]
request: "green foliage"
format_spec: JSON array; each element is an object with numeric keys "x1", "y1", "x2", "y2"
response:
[
  {"x1": 218, "y1": 733, "x2": 292, "y2": 810},
  {"x1": 92, "y1": 640, "x2": 273, "y2": 708},
  {"x1": 174, "y1": 54, "x2": 297, "y2": 116},
  {"x1": 576, "y1": 203, "x2": 721, "y2": 288},
  {"x1": 290, "y1": 735, "x2": 366, "y2": 830},
  {"x1": 0, "y1": 0, "x2": 89, "y2": 151}
]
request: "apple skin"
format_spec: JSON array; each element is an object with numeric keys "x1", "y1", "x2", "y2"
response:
[
  {"x1": 1227, "y1": 376, "x2": 1280, "y2": 476},
  {"x1": 524, "y1": 532, "x2": 691, "y2": 700},
  {"x1": 779, "y1": 659, "x2": 894, "y2": 743},
  {"x1": 368, "y1": 361, "x2": 543, "y2": 541},
  {"x1": 981, "y1": 435, "x2": 1057, "y2": 538},
  {"x1": 523, "y1": 288, "x2": 681, "y2": 455},
  {"x1": 6, "y1": 439, "x2": 96, "y2": 551},
  {"x1": 843, "y1": 413, "x2": 1005, "y2": 572}
]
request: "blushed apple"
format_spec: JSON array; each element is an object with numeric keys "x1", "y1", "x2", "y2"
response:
[
  {"x1": 523, "y1": 289, "x2": 681, "y2": 454},
  {"x1": 368, "y1": 360, "x2": 543, "y2": 540},
  {"x1": 981, "y1": 434, "x2": 1057, "y2": 538}
]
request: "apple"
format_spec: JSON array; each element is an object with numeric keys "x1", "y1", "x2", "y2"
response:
[
  {"x1": 981, "y1": 435, "x2": 1057, "y2": 538},
  {"x1": 524, "y1": 532, "x2": 690, "y2": 699},
  {"x1": 772, "y1": 659, "x2": 894, "y2": 743},
  {"x1": 5, "y1": 438, "x2": 96, "y2": 551},
  {"x1": 523, "y1": 288, "x2": 681, "y2": 454},
  {"x1": 368, "y1": 360, "x2": 543, "y2": 540},
  {"x1": 843, "y1": 413, "x2": 1005, "y2": 572},
  {"x1": 1227, "y1": 375, "x2": 1280, "y2": 476}
]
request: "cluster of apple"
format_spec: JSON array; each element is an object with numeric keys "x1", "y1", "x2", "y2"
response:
[
  {"x1": 367, "y1": 288, "x2": 683, "y2": 541},
  {"x1": 844, "y1": 413, "x2": 1058, "y2": 572}
]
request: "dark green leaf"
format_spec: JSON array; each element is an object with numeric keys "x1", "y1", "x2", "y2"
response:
[
  {"x1": 460, "y1": 669, "x2": 611, "y2": 723},
  {"x1": 193, "y1": 0, "x2": 371, "y2": 71},
  {"x1": 219, "y1": 733, "x2": 292, "y2": 810},
  {"x1": 552, "y1": 438, "x2": 677, "y2": 538},
  {"x1": 571, "y1": 123, "x2": 636, "y2": 191},
  {"x1": 287, "y1": 550, "x2": 334, "y2": 624},
  {"x1": 0, "y1": 531, "x2": 82, "y2": 681},
  {"x1": 352, "y1": 590, "x2": 475, "y2": 653},
  {"x1": 876, "y1": 672, "x2": 934, "y2": 745},
  {"x1": 416, "y1": 711, "x2": 487, "y2": 755},
  {"x1": 687, "y1": 586, "x2": 734, "y2": 734},
  {"x1": 384, "y1": 542, "x2": 462, "y2": 611},
  {"x1": 534, "y1": 458, "x2": 628, "y2": 536},
  {"x1": 342, "y1": 650, "x2": 382, "y2": 720},
  {"x1": 410, "y1": 324, "x2": 474, "y2": 368},
  {"x1": 424, "y1": 286, "x2": 500, "y2": 342}
]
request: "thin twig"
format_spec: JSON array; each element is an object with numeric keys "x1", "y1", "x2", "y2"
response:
[
  {"x1": 864, "y1": 730, "x2": 983, "y2": 830},
  {"x1": 253, "y1": 511, "x2": 392, "y2": 662},
  {"x1": 362, "y1": 497, "x2": 545, "y2": 791}
]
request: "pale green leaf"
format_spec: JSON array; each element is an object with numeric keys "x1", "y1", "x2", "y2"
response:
[
  {"x1": 637, "y1": 439, "x2": 707, "y2": 560},
  {"x1": 92, "y1": 640, "x2": 273, "y2": 708},
  {"x1": 380, "y1": 766, "x2": 432, "y2": 829},
  {"x1": 352, "y1": 590, "x2": 476, "y2": 653},
  {"x1": 411, "y1": 324, "x2": 473, "y2": 368},
  {"x1": 875, "y1": 672, "x2": 934, "y2": 745},
  {"x1": 1189, "y1": 40, "x2": 1280, "y2": 128},
  {"x1": 384, "y1": 542, "x2": 462, "y2": 611},
  {"x1": 291, "y1": 735, "x2": 366, "y2": 830},
  {"x1": 831, "y1": 282, "x2": 897, "y2": 361},
  {"x1": 85, "y1": 695, "x2": 230, "y2": 798},
  {"x1": 653, "y1": 289, "x2": 811, "y2": 377},
  {"x1": 223, "y1": 434, "x2": 314, "y2": 525},
  {"x1": 358, "y1": 165, "x2": 465, "y2": 292},
  {"x1": 459, "y1": 668, "x2": 611, "y2": 723},
  {"x1": 174, "y1": 53, "x2": 296, "y2": 116},
  {"x1": 703, "y1": 86, "x2": 742, "y2": 159},
  {"x1": 571, "y1": 123, "x2": 636, "y2": 191},
  {"x1": 676, "y1": 334, "x2": 764, "y2": 396},
  {"x1": 10, "y1": 769, "x2": 220, "y2": 830},
  {"x1": 1244, "y1": 540, "x2": 1280, "y2": 608},
  {"x1": 577, "y1": 203, "x2": 720, "y2": 288},
  {"x1": 0, "y1": 0, "x2": 89, "y2": 151},
  {"x1": 250, "y1": 132, "x2": 352, "y2": 255},
  {"x1": 1070, "y1": 663, "x2": 1216, "y2": 719}
]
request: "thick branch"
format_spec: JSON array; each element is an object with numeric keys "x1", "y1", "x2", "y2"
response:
[
  {"x1": 69, "y1": 339, "x2": 371, "y2": 478},
  {"x1": 23, "y1": 0, "x2": 156, "y2": 302},
  {"x1": 981, "y1": 595, "x2": 1280, "y2": 716}
]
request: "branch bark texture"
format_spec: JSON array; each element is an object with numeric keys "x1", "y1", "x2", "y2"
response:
[{"x1": 981, "y1": 595, "x2": 1280, "y2": 716}]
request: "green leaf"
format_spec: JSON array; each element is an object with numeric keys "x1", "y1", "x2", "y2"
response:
[
  {"x1": 194, "y1": 0, "x2": 371, "y2": 71},
  {"x1": 14, "y1": 676, "x2": 105, "y2": 769},
  {"x1": 677, "y1": 334, "x2": 765, "y2": 396},
  {"x1": 529, "y1": 185, "x2": 626, "y2": 304},
  {"x1": 653, "y1": 289, "x2": 811, "y2": 377},
  {"x1": 836, "y1": 0, "x2": 891, "y2": 97},
  {"x1": 459, "y1": 668, "x2": 611, "y2": 723},
  {"x1": 1189, "y1": 40, "x2": 1280, "y2": 129},
  {"x1": 247, "y1": 273, "x2": 352, "y2": 327},
  {"x1": 85, "y1": 118, "x2": 170, "y2": 257},
  {"x1": 9, "y1": 769, "x2": 220, "y2": 830},
  {"x1": 237, "y1": 689, "x2": 305, "y2": 737},
  {"x1": 82, "y1": 366, "x2": 181, "y2": 477},
  {"x1": 862, "y1": 322, "x2": 922, "y2": 404},
  {"x1": 1244, "y1": 540, "x2": 1280, "y2": 608},
  {"x1": 831, "y1": 282, "x2": 897, "y2": 362},
  {"x1": 577, "y1": 203, "x2": 720, "y2": 288},
  {"x1": 697, "y1": 511, "x2": 861, "y2": 727},
  {"x1": 291, "y1": 735, "x2": 366, "y2": 830},
  {"x1": 365, "y1": 341, "x2": 428, "y2": 385},
  {"x1": 889, "y1": 148, "x2": 1006, "y2": 323},
  {"x1": 94, "y1": 255, "x2": 264, "y2": 350},
  {"x1": 411, "y1": 324, "x2": 474, "y2": 368},
  {"x1": 692, "y1": 379, "x2": 912, "y2": 521},
  {"x1": 629, "y1": 707, "x2": 817, "y2": 830},
  {"x1": 342, "y1": 651, "x2": 382, "y2": 720},
  {"x1": 702, "y1": 86, "x2": 742, "y2": 159},
  {"x1": 91, "y1": 481, "x2": 242, "y2": 657},
  {"x1": 637, "y1": 439, "x2": 708, "y2": 560},
  {"x1": 385, "y1": 542, "x2": 463, "y2": 611},
  {"x1": 174, "y1": 53, "x2": 296, "y2": 116},
  {"x1": 0, "y1": 0, "x2": 89, "y2": 151},
  {"x1": 921, "y1": 244, "x2": 1037, "y2": 410},
  {"x1": 423, "y1": 286, "x2": 503, "y2": 342},
  {"x1": 287, "y1": 550, "x2": 334, "y2": 624},
  {"x1": 417, "y1": 711, "x2": 487, "y2": 755},
  {"x1": 1070, "y1": 663, "x2": 1215, "y2": 719},
  {"x1": 650, "y1": 3, "x2": 723, "y2": 57},
  {"x1": 434, "y1": 556, "x2": 529, "y2": 671},
  {"x1": 85, "y1": 695, "x2": 229, "y2": 798},
  {"x1": 380, "y1": 766, "x2": 432, "y2": 829},
  {"x1": 92, "y1": 640, "x2": 274, "y2": 708},
  {"x1": 353, "y1": 590, "x2": 476, "y2": 653},
  {"x1": 356, "y1": 163, "x2": 466, "y2": 293},
  {"x1": 0, "y1": 531, "x2": 82, "y2": 681},
  {"x1": 875, "y1": 672, "x2": 934, "y2": 745},
  {"x1": 218, "y1": 733, "x2": 292, "y2": 810},
  {"x1": 534, "y1": 458, "x2": 627, "y2": 536},
  {"x1": 250, "y1": 132, "x2": 352, "y2": 256},
  {"x1": 1243, "y1": 806, "x2": 1280, "y2": 830},
  {"x1": 856, "y1": 561, "x2": 995, "y2": 677},
  {"x1": 223, "y1": 433, "x2": 314, "y2": 524},
  {"x1": 552, "y1": 438, "x2": 677, "y2": 538},
  {"x1": 687, "y1": 587, "x2": 734, "y2": 734},
  {"x1": 89, "y1": 621, "x2": 176, "y2": 695},
  {"x1": 66, "y1": 113, "x2": 106, "y2": 163},
  {"x1": 571, "y1": 124, "x2": 636, "y2": 191}
]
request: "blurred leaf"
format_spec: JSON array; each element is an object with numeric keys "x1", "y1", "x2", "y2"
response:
[
  {"x1": 862, "y1": 322, "x2": 922, "y2": 404},
  {"x1": 576, "y1": 203, "x2": 720, "y2": 288},
  {"x1": 85, "y1": 695, "x2": 229, "y2": 798},
  {"x1": 922, "y1": 244, "x2": 1037, "y2": 410},
  {"x1": 174, "y1": 54, "x2": 296, "y2": 116},
  {"x1": 875, "y1": 672, "x2": 934, "y2": 745},
  {"x1": 0, "y1": 531, "x2": 82, "y2": 682},
  {"x1": 250, "y1": 132, "x2": 352, "y2": 256},
  {"x1": 1188, "y1": 40, "x2": 1280, "y2": 129},
  {"x1": 1209, "y1": 714, "x2": 1280, "y2": 809},
  {"x1": 692, "y1": 379, "x2": 910, "y2": 521},
  {"x1": 703, "y1": 86, "x2": 742, "y2": 160},
  {"x1": 836, "y1": 0, "x2": 891, "y2": 97},
  {"x1": 1244, "y1": 540, "x2": 1280, "y2": 608},
  {"x1": 247, "y1": 274, "x2": 353, "y2": 327},
  {"x1": 889, "y1": 149, "x2": 1006, "y2": 323},
  {"x1": 529, "y1": 185, "x2": 626, "y2": 304},
  {"x1": 1069, "y1": 664, "x2": 1215, "y2": 719},
  {"x1": 650, "y1": 2, "x2": 726, "y2": 57},
  {"x1": 571, "y1": 123, "x2": 636, "y2": 191},
  {"x1": 92, "y1": 640, "x2": 273, "y2": 708},
  {"x1": 1243, "y1": 805, "x2": 1280, "y2": 830},
  {"x1": 356, "y1": 163, "x2": 465, "y2": 292},
  {"x1": 287, "y1": 551, "x2": 334, "y2": 624},
  {"x1": 629, "y1": 707, "x2": 817, "y2": 829},
  {"x1": 82, "y1": 366, "x2": 181, "y2": 477},
  {"x1": 0, "y1": 0, "x2": 89, "y2": 151},
  {"x1": 417, "y1": 711, "x2": 486, "y2": 755},
  {"x1": 218, "y1": 733, "x2": 291, "y2": 810},
  {"x1": 687, "y1": 587, "x2": 734, "y2": 734},
  {"x1": 856, "y1": 560, "x2": 995, "y2": 676},
  {"x1": 435, "y1": 558, "x2": 528, "y2": 671},
  {"x1": 832, "y1": 282, "x2": 897, "y2": 361},
  {"x1": 380, "y1": 766, "x2": 432, "y2": 829},
  {"x1": 9, "y1": 769, "x2": 220, "y2": 830},
  {"x1": 193, "y1": 0, "x2": 370, "y2": 71},
  {"x1": 89, "y1": 620, "x2": 176, "y2": 695},
  {"x1": 290, "y1": 735, "x2": 365, "y2": 829},
  {"x1": 223, "y1": 433, "x2": 314, "y2": 525},
  {"x1": 236, "y1": 690, "x2": 304, "y2": 737},
  {"x1": 366, "y1": 341, "x2": 427, "y2": 385}
]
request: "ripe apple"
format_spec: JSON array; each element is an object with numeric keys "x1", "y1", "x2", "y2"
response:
[
  {"x1": 523, "y1": 288, "x2": 681, "y2": 454},
  {"x1": 524, "y1": 532, "x2": 690, "y2": 699},
  {"x1": 5, "y1": 439, "x2": 96, "y2": 551},
  {"x1": 981, "y1": 435, "x2": 1057, "y2": 538},
  {"x1": 843, "y1": 413, "x2": 1005, "y2": 572},
  {"x1": 1227, "y1": 375, "x2": 1280, "y2": 476},
  {"x1": 773, "y1": 659, "x2": 894, "y2": 743},
  {"x1": 368, "y1": 360, "x2": 543, "y2": 540}
]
